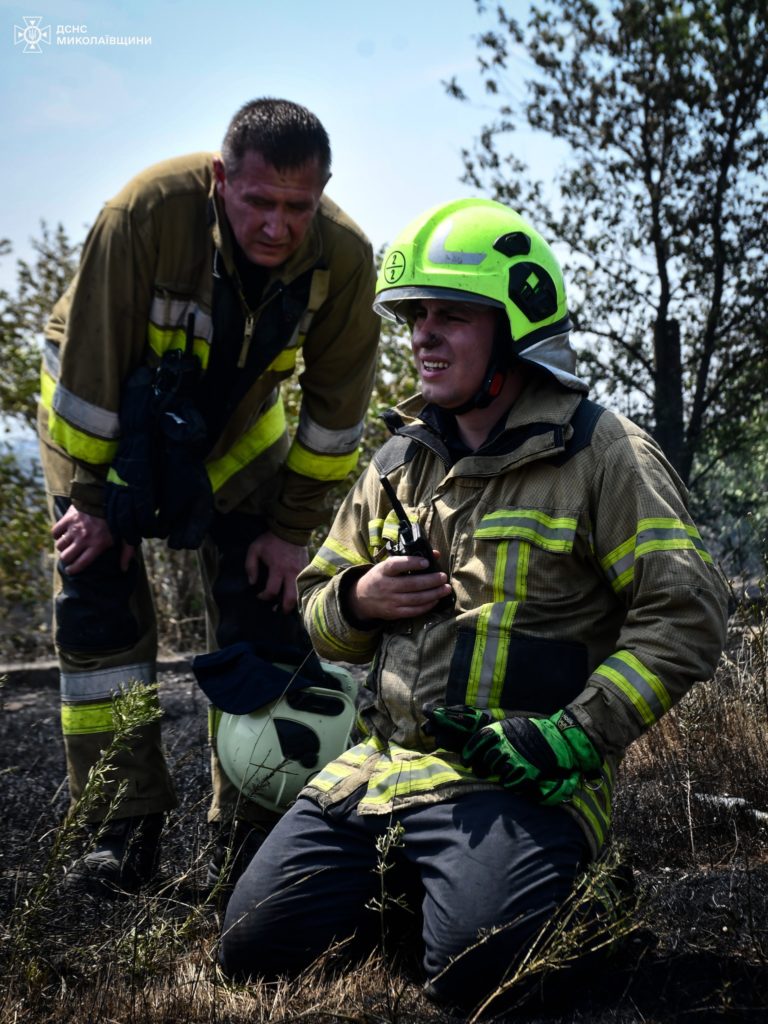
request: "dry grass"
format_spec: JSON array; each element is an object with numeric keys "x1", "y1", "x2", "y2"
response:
[
  {"x1": 1, "y1": 896, "x2": 450, "y2": 1024},
  {"x1": 616, "y1": 610, "x2": 768, "y2": 874},
  {"x1": 1, "y1": 606, "x2": 767, "y2": 1023}
]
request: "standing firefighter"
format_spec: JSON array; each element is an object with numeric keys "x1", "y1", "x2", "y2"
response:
[
  {"x1": 219, "y1": 199, "x2": 729, "y2": 1012},
  {"x1": 38, "y1": 98, "x2": 379, "y2": 894}
]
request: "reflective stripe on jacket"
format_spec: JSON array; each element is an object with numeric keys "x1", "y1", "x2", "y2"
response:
[
  {"x1": 38, "y1": 152, "x2": 380, "y2": 543},
  {"x1": 297, "y1": 376, "x2": 729, "y2": 856}
]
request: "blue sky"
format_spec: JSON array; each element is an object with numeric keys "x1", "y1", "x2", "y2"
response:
[{"x1": 0, "y1": 0, "x2": 562, "y2": 289}]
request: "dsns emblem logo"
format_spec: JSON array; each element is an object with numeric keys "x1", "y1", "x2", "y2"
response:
[{"x1": 13, "y1": 16, "x2": 52, "y2": 53}]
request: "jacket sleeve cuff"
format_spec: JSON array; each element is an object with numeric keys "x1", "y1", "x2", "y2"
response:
[
  {"x1": 70, "y1": 481, "x2": 107, "y2": 517},
  {"x1": 338, "y1": 565, "x2": 385, "y2": 631},
  {"x1": 565, "y1": 689, "x2": 638, "y2": 758},
  {"x1": 302, "y1": 568, "x2": 383, "y2": 664},
  {"x1": 265, "y1": 516, "x2": 314, "y2": 548}
]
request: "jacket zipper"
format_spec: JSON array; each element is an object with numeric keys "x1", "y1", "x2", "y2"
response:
[
  {"x1": 212, "y1": 246, "x2": 285, "y2": 370},
  {"x1": 237, "y1": 285, "x2": 285, "y2": 369}
]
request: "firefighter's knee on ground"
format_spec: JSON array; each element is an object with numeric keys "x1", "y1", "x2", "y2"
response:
[
  {"x1": 218, "y1": 911, "x2": 308, "y2": 983},
  {"x1": 421, "y1": 904, "x2": 545, "y2": 1013}
]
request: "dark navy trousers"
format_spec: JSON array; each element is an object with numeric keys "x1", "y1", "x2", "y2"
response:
[{"x1": 220, "y1": 788, "x2": 590, "y2": 1010}]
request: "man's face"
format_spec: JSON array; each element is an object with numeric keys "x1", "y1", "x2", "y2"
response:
[
  {"x1": 214, "y1": 150, "x2": 327, "y2": 268},
  {"x1": 410, "y1": 298, "x2": 499, "y2": 409}
]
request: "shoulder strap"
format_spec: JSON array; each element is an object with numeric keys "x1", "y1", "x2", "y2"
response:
[
  {"x1": 372, "y1": 434, "x2": 420, "y2": 477},
  {"x1": 549, "y1": 398, "x2": 605, "y2": 467}
]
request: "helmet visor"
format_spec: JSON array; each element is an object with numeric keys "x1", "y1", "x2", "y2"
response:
[{"x1": 374, "y1": 285, "x2": 504, "y2": 324}]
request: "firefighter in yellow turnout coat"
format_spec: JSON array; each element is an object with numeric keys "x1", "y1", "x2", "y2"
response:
[
  {"x1": 220, "y1": 198, "x2": 728, "y2": 1012},
  {"x1": 38, "y1": 99, "x2": 379, "y2": 892}
]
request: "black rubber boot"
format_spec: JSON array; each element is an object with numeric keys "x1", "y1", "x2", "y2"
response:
[{"x1": 65, "y1": 813, "x2": 164, "y2": 896}]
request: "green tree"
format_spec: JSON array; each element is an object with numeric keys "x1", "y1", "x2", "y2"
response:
[
  {"x1": 694, "y1": 414, "x2": 768, "y2": 576},
  {"x1": 0, "y1": 225, "x2": 81, "y2": 656},
  {"x1": 446, "y1": 0, "x2": 768, "y2": 488},
  {"x1": 0, "y1": 223, "x2": 80, "y2": 428}
]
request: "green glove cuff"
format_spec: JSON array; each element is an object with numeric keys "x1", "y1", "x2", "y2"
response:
[{"x1": 545, "y1": 709, "x2": 602, "y2": 773}]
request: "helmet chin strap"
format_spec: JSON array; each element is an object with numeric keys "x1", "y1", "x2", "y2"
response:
[{"x1": 448, "y1": 321, "x2": 509, "y2": 416}]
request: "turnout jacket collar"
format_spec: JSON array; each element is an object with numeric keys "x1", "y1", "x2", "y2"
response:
[{"x1": 385, "y1": 374, "x2": 585, "y2": 474}]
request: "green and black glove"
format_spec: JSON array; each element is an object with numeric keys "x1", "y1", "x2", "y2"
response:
[
  {"x1": 422, "y1": 703, "x2": 491, "y2": 752},
  {"x1": 462, "y1": 708, "x2": 602, "y2": 804},
  {"x1": 424, "y1": 703, "x2": 603, "y2": 805}
]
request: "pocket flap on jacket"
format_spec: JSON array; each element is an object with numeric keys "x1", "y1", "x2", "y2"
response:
[{"x1": 475, "y1": 508, "x2": 578, "y2": 553}]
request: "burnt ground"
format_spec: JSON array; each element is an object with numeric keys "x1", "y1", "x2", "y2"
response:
[{"x1": 1, "y1": 662, "x2": 767, "y2": 1023}]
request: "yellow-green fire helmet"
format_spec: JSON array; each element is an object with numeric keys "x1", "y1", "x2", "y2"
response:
[{"x1": 374, "y1": 198, "x2": 586, "y2": 391}]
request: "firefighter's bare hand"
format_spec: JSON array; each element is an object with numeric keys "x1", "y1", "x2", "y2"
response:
[
  {"x1": 52, "y1": 506, "x2": 135, "y2": 574},
  {"x1": 348, "y1": 555, "x2": 451, "y2": 621},
  {"x1": 246, "y1": 532, "x2": 309, "y2": 614}
]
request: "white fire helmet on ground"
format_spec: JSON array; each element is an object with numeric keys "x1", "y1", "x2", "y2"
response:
[{"x1": 215, "y1": 663, "x2": 358, "y2": 813}]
